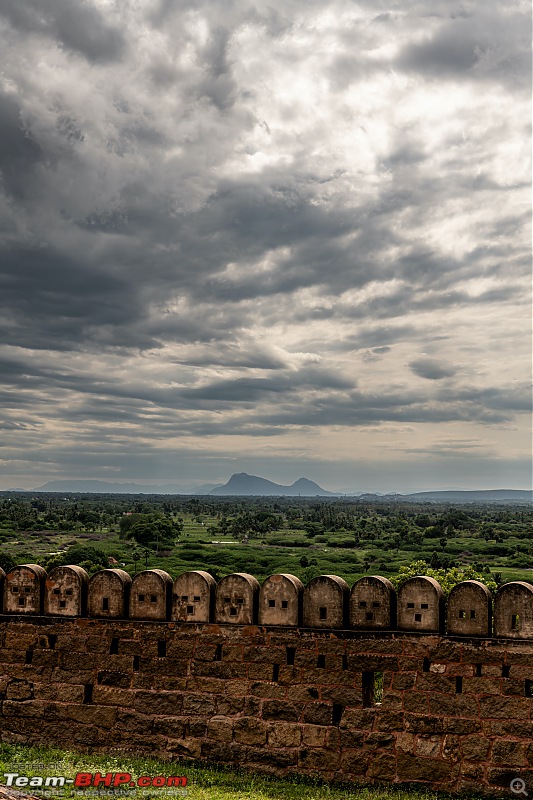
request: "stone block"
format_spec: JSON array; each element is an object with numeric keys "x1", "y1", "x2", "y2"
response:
[
  {"x1": 301, "y1": 724, "x2": 328, "y2": 747},
  {"x1": 208, "y1": 716, "x2": 234, "y2": 742},
  {"x1": 261, "y1": 699, "x2": 300, "y2": 722},
  {"x1": 461, "y1": 736, "x2": 491, "y2": 761},
  {"x1": 267, "y1": 722, "x2": 301, "y2": 748},
  {"x1": 397, "y1": 752, "x2": 452, "y2": 782},
  {"x1": 492, "y1": 740, "x2": 528, "y2": 766},
  {"x1": 234, "y1": 717, "x2": 267, "y2": 746}
]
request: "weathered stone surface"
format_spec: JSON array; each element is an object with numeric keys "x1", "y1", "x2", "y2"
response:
[
  {"x1": 261, "y1": 700, "x2": 300, "y2": 722},
  {"x1": 491, "y1": 740, "x2": 528, "y2": 766},
  {"x1": 397, "y1": 752, "x2": 452, "y2": 782},
  {"x1": 208, "y1": 716, "x2": 234, "y2": 742},
  {"x1": 267, "y1": 722, "x2": 301, "y2": 748},
  {"x1": 234, "y1": 717, "x2": 267, "y2": 745},
  {"x1": 0, "y1": 617, "x2": 532, "y2": 795}
]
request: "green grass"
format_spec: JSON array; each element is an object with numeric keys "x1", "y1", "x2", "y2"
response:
[{"x1": 0, "y1": 743, "x2": 489, "y2": 800}]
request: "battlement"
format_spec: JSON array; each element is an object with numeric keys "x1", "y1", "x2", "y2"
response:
[
  {"x1": 1, "y1": 566, "x2": 532, "y2": 795},
  {"x1": 1, "y1": 565, "x2": 532, "y2": 639}
]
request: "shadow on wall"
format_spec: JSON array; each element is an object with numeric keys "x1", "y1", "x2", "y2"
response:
[{"x1": 1, "y1": 566, "x2": 532, "y2": 638}]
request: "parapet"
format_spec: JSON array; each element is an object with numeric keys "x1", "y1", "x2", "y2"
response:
[
  {"x1": 1, "y1": 561, "x2": 533, "y2": 640},
  {"x1": 494, "y1": 581, "x2": 533, "y2": 638},
  {"x1": 172, "y1": 570, "x2": 215, "y2": 622},
  {"x1": 45, "y1": 565, "x2": 89, "y2": 617},
  {"x1": 350, "y1": 575, "x2": 396, "y2": 630},
  {"x1": 447, "y1": 580, "x2": 492, "y2": 637},
  {"x1": 3, "y1": 564, "x2": 47, "y2": 615},
  {"x1": 397, "y1": 576, "x2": 445, "y2": 633},
  {"x1": 129, "y1": 569, "x2": 173, "y2": 621},
  {"x1": 259, "y1": 573, "x2": 303, "y2": 626},
  {"x1": 215, "y1": 573, "x2": 260, "y2": 624},
  {"x1": 303, "y1": 574, "x2": 350, "y2": 629},
  {"x1": 88, "y1": 568, "x2": 132, "y2": 618}
]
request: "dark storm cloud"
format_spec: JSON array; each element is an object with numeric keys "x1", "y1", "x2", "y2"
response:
[
  {"x1": 0, "y1": 0, "x2": 125, "y2": 62},
  {"x1": 0, "y1": 0, "x2": 529, "y2": 489},
  {"x1": 396, "y1": 7, "x2": 531, "y2": 89},
  {"x1": 409, "y1": 358, "x2": 457, "y2": 381}
]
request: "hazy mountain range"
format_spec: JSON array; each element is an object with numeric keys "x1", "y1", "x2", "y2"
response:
[{"x1": 3, "y1": 475, "x2": 530, "y2": 502}]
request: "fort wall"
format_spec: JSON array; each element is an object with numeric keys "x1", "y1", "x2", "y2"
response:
[{"x1": 0, "y1": 566, "x2": 532, "y2": 795}]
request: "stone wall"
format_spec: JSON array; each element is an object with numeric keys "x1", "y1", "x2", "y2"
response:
[{"x1": 0, "y1": 616, "x2": 532, "y2": 795}]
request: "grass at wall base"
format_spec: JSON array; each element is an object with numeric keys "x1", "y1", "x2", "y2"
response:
[{"x1": 0, "y1": 743, "x2": 489, "y2": 800}]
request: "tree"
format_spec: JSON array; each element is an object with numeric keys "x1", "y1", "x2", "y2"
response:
[
  {"x1": 120, "y1": 514, "x2": 182, "y2": 551},
  {"x1": 391, "y1": 560, "x2": 497, "y2": 595}
]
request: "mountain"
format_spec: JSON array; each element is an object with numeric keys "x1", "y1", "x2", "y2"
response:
[
  {"x1": 399, "y1": 489, "x2": 532, "y2": 503},
  {"x1": 209, "y1": 473, "x2": 336, "y2": 496},
  {"x1": 31, "y1": 480, "x2": 222, "y2": 495}
]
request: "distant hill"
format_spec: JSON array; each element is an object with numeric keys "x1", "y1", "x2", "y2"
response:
[
  {"x1": 31, "y1": 480, "x2": 222, "y2": 495},
  {"x1": 210, "y1": 473, "x2": 336, "y2": 496},
  {"x1": 392, "y1": 489, "x2": 532, "y2": 503}
]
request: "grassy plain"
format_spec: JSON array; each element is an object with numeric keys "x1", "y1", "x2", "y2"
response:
[
  {"x1": 0, "y1": 494, "x2": 531, "y2": 587},
  {"x1": 0, "y1": 743, "x2": 489, "y2": 800}
]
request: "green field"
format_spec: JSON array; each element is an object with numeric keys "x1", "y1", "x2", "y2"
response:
[
  {"x1": 0, "y1": 494, "x2": 531, "y2": 589},
  {"x1": 0, "y1": 743, "x2": 489, "y2": 800}
]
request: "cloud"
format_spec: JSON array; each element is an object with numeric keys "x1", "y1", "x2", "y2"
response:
[
  {"x1": 409, "y1": 358, "x2": 457, "y2": 381},
  {"x1": 0, "y1": 0, "x2": 529, "y2": 490}
]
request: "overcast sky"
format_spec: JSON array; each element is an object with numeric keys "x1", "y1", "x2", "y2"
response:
[{"x1": 0, "y1": 0, "x2": 531, "y2": 493}]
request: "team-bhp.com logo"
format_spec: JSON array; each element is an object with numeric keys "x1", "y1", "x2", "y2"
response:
[{"x1": 4, "y1": 772, "x2": 188, "y2": 791}]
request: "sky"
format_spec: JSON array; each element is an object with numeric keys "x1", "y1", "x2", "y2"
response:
[{"x1": 0, "y1": 0, "x2": 531, "y2": 493}]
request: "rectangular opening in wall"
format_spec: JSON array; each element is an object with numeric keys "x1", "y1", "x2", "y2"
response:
[
  {"x1": 421, "y1": 603, "x2": 429, "y2": 609},
  {"x1": 374, "y1": 671, "x2": 383, "y2": 704},
  {"x1": 65, "y1": 589, "x2": 73, "y2": 596},
  {"x1": 214, "y1": 644, "x2": 222, "y2": 662},
  {"x1": 455, "y1": 676, "x2": 463, "y2": 694},
  {"x1": 138, "y1": 594, "x2": 145, "y2": 602},
  {"x1": 59, "y1": 600, "x2": 66, "y2": 609},
  {"x1": 319, "y1": 607, "x2": 327, "y2": 620},
  {"x1": 25, "y1": 650, "x2": 33, "y2": 664},
  {"x1": 525, "y1": 680, "x2": 532, "y2": 698},
  {"x1": 359, "y1": 601, "x2": 367, "y2": 608},
  {"x1": 332, "y1": 704, "x2": 344, "y2": 725},
  {"x1": 286, "y1": 646, "x2": 295, "y2": 666},
  {"x1": 109, "y1": 638, "x2": 119, "y2": 655},
  {"x1": 511, "y1": 614, "x2": 520, "y2": 631},
  {"x1": 18, "y1": 597, "x2": 25, "y2": 607},
  {"x1": 229, "y1": 607, "x2": 237, "y2": 616},
  {"x1": 102, "y1": 597, "x2": 109, "y2": 611},
  {"x1": 53, "y1": 588, "x2": 60, "y2": 595},
  {"x1": 281, "y1": 600, "x2": 288, "y2": 609},
  {"x1": 502, "y1": 664, "x2": 510, "y2": 678},
  {"x1": 365, "y1": 612, "x2": 373, "y2": 621},
  {"x1": 362, "y1": 671, "x2": 375, "y2": 707},
  {"x1": 187, "y1": 605, "x2": 194, "y2": 615},
  {"x1": 476, "y1": 663, "x2": 482, "y2": 677},
  {"x1": 48, "y1": 635, "x2": 57, "y2": 650},
  {"x1": 423, "y1": 657, "x2": 431, "y2": 672},
  {"x1": 157, "y1": 640, "x2": 167, "y2": 658},
  {"x1": 268, "y1": 599, "x2": 276, "y2": 608},
  {"x1": 150, "y1": 595, "x2": 157, "y2": 603},
  {"x1": 317, "y1": 654, "x2": 326, "y2": 668},
  {"x1": 133, "y1": 655, "x2": 140, "y2": 671},
  {"x1": 272, "y1": 664, "x2": 280, "y2": 682},
  {"x1": 470, "y1": 610, "x2": 476, "y2": 619},
  {"x1": 83, "y1": 684, "x2": 93, "y2": 704},
  {"x1": 415, "y1": 613, "x2": 422, "y2": 622},
  {"x1": 372, "y1": 601, "x2": 380, "y2": 608},
  {"x1": 407, "y1": 602, "x2": 415, "y2": 609},
  {"x1": 193, "y1": 596, "x2": 200, "y2": 602},
  {"x1": 458, "y1": 610, "x2": 466, "y2": 618},
  {"x1": 342, "y1": 654, "x2": 348, "y2": 670}
]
